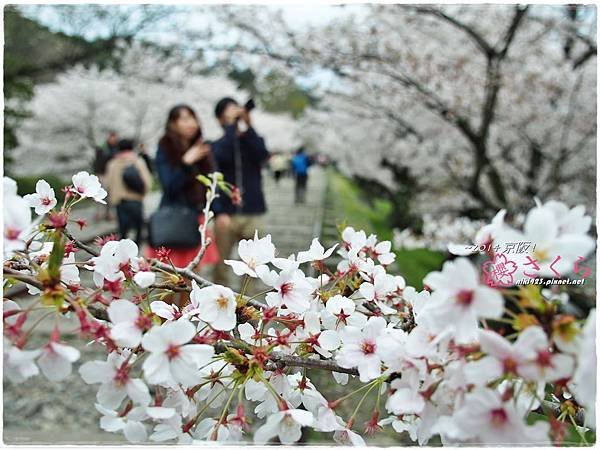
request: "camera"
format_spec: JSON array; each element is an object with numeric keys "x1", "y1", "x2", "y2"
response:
[{"x1": 244, "y1": 98, "x2": 255, "y2": 112}]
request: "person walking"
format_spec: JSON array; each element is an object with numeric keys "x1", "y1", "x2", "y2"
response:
[
  {"x1": 146, "y1": 104, "x2": 219, "y2": 268},
  {"x1": 269, "y1": 152, "x2": 289, "y2": 184},
  {"x1": 211, "y1": 97, "x2": 270, "y2": 287},
  {"x1": 105, "y1": 139, "x2": 153, "y2": 244},
  {"x1": 291, "y1": 146, "x2": 311, "y2": 204},
  {"x1": 93, "y1": 131, "x2": 119, "y2": 221},
  {"x1": 137, "y1": 142, "x2": 155, "y2": 175}
]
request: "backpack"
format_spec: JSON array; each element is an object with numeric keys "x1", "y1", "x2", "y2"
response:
[{"x1": 122, "y1": 164, "x2": 146, "y2": 195}]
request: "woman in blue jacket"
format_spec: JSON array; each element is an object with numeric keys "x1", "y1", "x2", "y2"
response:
[{"x1": 147, "y1": 104, "x2": 219, "y2": 268}]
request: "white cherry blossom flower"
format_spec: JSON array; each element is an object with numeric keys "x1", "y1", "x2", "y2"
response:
[
  {"x1": 296, "y1": 238, "x2": 337, "y2": 263},
  {"x1": 150, "y1": 301, "x2": 183, "y2": 322},
  {"x1": 224, "y1": 231, "x2": 275, "y2": 277},
  {"x1": 493, "y1": 202, "x2": 594, "y2": 280},
  {"x1": 4, "y1": 194, "x2": 32, "y2": 257},
  {"x1": 133, "y1": 271, "x2": 155, "y2": 288},
  {"x1": 465, "y1": 328, "x2": 539, "y2": 385},
  {"x1": 385, "y1": 369, "x2": 426, "y2": 416},
  {"x1": 108, "y1": 299, "x2": 150, "y2": 348},
  {"x1": 190, "y1": 282, "x2": 237, "y2": 330},
  {"x1": 72, "y1": 171, "x2": 108, "y2": 203},
  {"x1": 23, "y1": 179, "x2": 57, "y2": 215},
  {"x1": 90, "y1": 239, "x2": 138, "y2": 283},
  {"x1": 340, "y1": 227, "x2": 367, "y2": 254},
  {"x1": 443, "y1": 387, "x2": 550, "y2": 444},
  {"x1": 141, "y1": 319, "x2": 214, "y2": 387},
  {"x1": 193, "y1": 417, "x2": 231, "y2": 442},
  {"x1": 517, "y1": 326, "x2": 575, "y2": 382},
  {"x1": 372, "y1": 240, "x2": 396, "y2": 265},
  {"x1": 359, "y1": 271, "x2": 397, "y2": 314},
  {"x1": 422, "y1": 257, "x2": 504, "y2": 343},
  {"x1": 322, "y1": 295, "x2": 366, "y2": 330},
  {"x1": 4, "y1": 341, "x2": 40, "y2": 383},
  {"x1": 79, "y1": 351, "x2": 151, "y2": 408},
  {"x1": 263, "y1": 268, "x2": 314, "y2": 314},
  {"x1": 296, "y1": 311, "x2": 341, "y2": 357},
  {"x1": 336, "y1": 316, "x2": 386, "y2": 382},
  {"x1": 37, "y1": 331, "x2": 80, "y2": 381},
  {"x1": 238, "y1": 322, "x2": 260, "y2": 345},
  {"x1": 95, "y1": 403, "x2": 149, "y2": 443},
  {"x1": 149, "y1": 413, "x2": 193, "y2": 443},
  {"x1": 254, "y1": 408, "x2": 314, "y2": 445}
]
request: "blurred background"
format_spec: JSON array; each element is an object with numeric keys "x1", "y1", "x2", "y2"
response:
[{"x1": 3, "y1": 3, "x2": 597, "y2": 445}]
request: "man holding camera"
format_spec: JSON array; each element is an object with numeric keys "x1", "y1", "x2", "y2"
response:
[{"x1": 211, "y1": 97, "x2": 270, "y2": 286}]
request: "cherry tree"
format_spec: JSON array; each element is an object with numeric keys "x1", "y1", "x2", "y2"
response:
[
  {"x1": 3, "y1": 171, "x2": 596, "y2": 445},
  {"x1": 210, "y1": 4, "x2": 596, "y2": 219},
  {"x1": 11, "y1": 42, "x2": 301, "y2": 178}
]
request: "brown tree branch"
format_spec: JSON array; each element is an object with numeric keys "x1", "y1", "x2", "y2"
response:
[{"x1": 409, "y1": 6, "x2": 494, "y2": 56}]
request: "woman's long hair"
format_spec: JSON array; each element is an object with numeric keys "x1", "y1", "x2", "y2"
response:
[
  {"x1": 159, "y1": 104, "x2": 212, "y2": 206},
  {"x1": 159, "y1": 104, "x2": 204, "y2": 167}
]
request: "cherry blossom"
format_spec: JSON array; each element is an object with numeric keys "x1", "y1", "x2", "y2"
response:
[
  {"x1": 4, "y1": 341, "x2": 40, "y2": 383},
  {"x1": 79, "y1": 351, "x2": 151, "y2": 408},
  {"x1": 296, "y1": 238, "x2": 337, "y2": 263},
  {"x1": 261, "y1": 267, "x2": 314, "y2": 314},
  {"x1": 493, "y1": 202, "x2": 595, "y2": 280},
  {"x1": 224, "y1": 231, "x2": 275, "y2": 277},
  {"x1": 23, "y1": 179, "x2": 57, "y2": 216},
  {"x1": 465, "y1": 328, "x2": 539, "y2": 385},
  {"x1": 108, "y1": 299, "x2": 150, "y2": 348},
  {"x1": 90, "y1": 239, "x2": 139, "y2": 284},
  {"x1": 71, "y1": 171, "x2": 108, "y2": 203},
  {"x1": 150, "y1": 301, "x2": 184, "y2": 322},
  {"x1": 422, "y1": 258, "x2": 504, "y2": 343},
  {"x1": 95, "y1": 403, "x2": 149, "y2": 443},
  {"x1": 336, "y1": 316, "x2": 387, "y2": 382},
  {"x1": 189, "y1": 282, "x2": 237, "y2": 330},
  {"x1": 443, "y1": 387, "x2": 550, "y2": 444},
  {"x1": 322, "y1": 294, "x2": 366, "y2": 330},
  {"x1": 517, "y1": 326, "x2": 575, "y2": 382},
  {"x1": 254, "y1": 408, "x2": 314, "y2": 445},
  {"x1": 141, "y1": 319, "x2": 215, "y2": 387},
  {"x1": 37, "y1": 330, "x2": 80, "y2": 381},
  {"x1": 2, "y1": 172, "x2": 596, "y2": 445},
  {"x1": 4, "y1": 193, "x2": 32, "y2": 256}
]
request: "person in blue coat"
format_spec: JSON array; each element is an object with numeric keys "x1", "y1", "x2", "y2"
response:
[
  {"x1": 291, "y1": 146, "x2": 312, "y2": 204},
  {"x1": 211, "y1": 97, "x2": 270, "y2": 286}
]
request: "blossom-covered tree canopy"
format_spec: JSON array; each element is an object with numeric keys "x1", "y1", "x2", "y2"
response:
[
  {"x1": 212, "y1": 4, "x2": 596, "y2": 218},
  {"x1": 10, "y1": 43, "x2": 302, "y2": 177}
]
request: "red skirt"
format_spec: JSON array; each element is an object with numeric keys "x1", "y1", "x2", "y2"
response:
[{"x1": 146, "y1": 215, "x2": 220, "y2": 269}]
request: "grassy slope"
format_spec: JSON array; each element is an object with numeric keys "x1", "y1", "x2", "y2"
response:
[{"x1": 328, "y1": 170, "x2": 445, "y2": 288}]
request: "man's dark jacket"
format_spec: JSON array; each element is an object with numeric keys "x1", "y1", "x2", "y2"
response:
[{"x1": 211, "y1": 124, "x2": 270, "y2": 215}]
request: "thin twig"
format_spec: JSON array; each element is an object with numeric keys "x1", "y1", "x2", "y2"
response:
[
  {"x1": 184, "y1": 172, "x2": 219, "y2": 272},
  {"x1": 62, "y1": 229, "x2": 100, "y2": 256}
]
